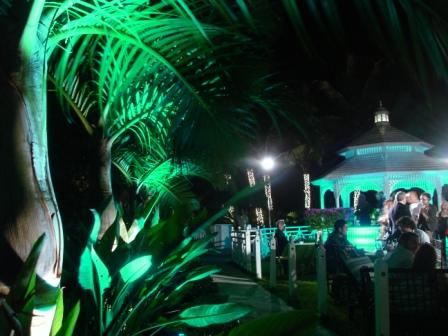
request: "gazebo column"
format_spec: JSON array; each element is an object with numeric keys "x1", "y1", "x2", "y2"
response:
[
  {"x1": 383, "y1": 176, "x2": 392, "y2": 199},
  {"x1": 334, "y1": 182, "x2": 341, "y2": 208},
  {"x1": 341, "y1": 191, "x2": 350, "y2": 208},
  {"x1": 320, "y1": 189, "x2": 325, "y2": 209},
  {"x1": 436, "y1": 178, "x2": 443, "y2": 209}
]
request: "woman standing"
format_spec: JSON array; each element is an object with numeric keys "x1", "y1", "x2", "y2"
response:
[{"x1": 436, "y1": 201, "x2": 448, "y2": 265}]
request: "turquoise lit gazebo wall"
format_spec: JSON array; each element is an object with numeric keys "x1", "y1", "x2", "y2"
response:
[
  {"x1": 312, "y1": 104, "x2": 448, "y2": 209},
  {"x1": 314, "y1": 171, "x2": 448, "y2": 209}
]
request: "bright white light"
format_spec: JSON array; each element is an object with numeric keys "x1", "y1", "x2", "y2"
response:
[{"x1": 260, "y1": 157, "x2": 275, "y2": 171}]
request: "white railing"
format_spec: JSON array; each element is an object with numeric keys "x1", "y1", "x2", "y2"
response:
[
  {"x1": 259, "y1": 226, "x2": 316, "y2": 258},
  {"x1": 231, "y1": 227, "x2": 300, "y2": 291}
]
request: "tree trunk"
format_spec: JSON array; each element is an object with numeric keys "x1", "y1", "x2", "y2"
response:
[
  {"x1": 0, "y1": 1, "x2": 62, "y2": 334},
  {"x1": 97, "y1": 137, "x2": 117, "y2": 239}
]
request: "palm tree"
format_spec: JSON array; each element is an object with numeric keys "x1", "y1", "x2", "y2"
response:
[
  {"x1": 0, "y1": 1, "x2": 284, "y2": 332},
  {"x1": 47, "y1": 0, "x2": 278, "y2": 237}
]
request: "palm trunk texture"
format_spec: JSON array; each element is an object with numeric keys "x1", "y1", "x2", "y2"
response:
[{"x1": 1, "y1": 1, "x2": 62, "y2": 334}]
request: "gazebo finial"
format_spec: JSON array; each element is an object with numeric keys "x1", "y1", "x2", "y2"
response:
[{"x1": 374, "y1": 100, "x2": 389, "y2": 125}]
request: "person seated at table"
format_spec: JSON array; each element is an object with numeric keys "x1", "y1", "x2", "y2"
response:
[
  {"x1": 274, "y1": 219, "x2": 288, "y2": 257},
  {"x1": 398, "y1": 216, "x2": 430, "y2": 245},
  {"x1": 384, "y1": 232, "x2": 419, "y2": 269},
  {"x1": 413, "y1": 243, "x2": 437, "y2": 272},
  {"x1": 324, "y1": 219, "x2": 356, "y2": 274}
]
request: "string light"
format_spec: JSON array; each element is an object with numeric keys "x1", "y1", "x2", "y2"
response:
[
  {"x1": 304, "y1": 173, "x2": 311, "y2": 208},
  {"x1": 354, "y1": 188, "x2": 361, "y2": 210},
  {"x1": 224, "y1": 173, "x2": 232, "y2": 185},
  {"x1": 247, "y1": 169, "x2": 264, "y2": 225},
  {"x1": 264, "y1": 175, "x2": 273, "y2": 210},
  {"x1": 255, "y1": 207, "x2": 264, "y2": 225},
  {"x1": 247, "y1": 169, "x2": 256, "y2": 187}
]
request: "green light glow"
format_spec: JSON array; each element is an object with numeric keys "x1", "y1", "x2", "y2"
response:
[
  {"x1": 322, "y1": 226, "x2": 379, "y2": 253},
  {"x1": 179, "y1": 303, "x2": 251, "y2": 327},
  {"x1": 119, "y1": 255, "x2": 152, "y2": 283}
]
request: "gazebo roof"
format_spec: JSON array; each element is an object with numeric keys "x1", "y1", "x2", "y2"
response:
[
  {"x1": 340, "y1": 124, "x2": 431, "y2": 153},
  {"x1": 319, "y1": 151, "x2": 448, "y2": 180},
  {"x1": 313, "y1": 103, "x2": 448, "y2": 185}
]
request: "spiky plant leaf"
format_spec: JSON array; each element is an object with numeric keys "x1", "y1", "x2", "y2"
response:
[
  {"x1": 56, "y1": 301, "x2": 80, "y2": 336},
  {"x1": 179, "y1": 303, "x2": 251, "y2": 327},
  {"x1": 50, "y1": 289, "x2": 64, "y2": 336}
]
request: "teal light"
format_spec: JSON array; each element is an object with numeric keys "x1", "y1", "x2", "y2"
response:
[
  {"x1": 322, "y1": 226, "x2": 379, "y2": 253},
  {"x1": 385, "y1": 145, "x2": 412, "y2": 152},
  {"x1": 356, "y1": 146, "x2": 382, "y2": 155}
]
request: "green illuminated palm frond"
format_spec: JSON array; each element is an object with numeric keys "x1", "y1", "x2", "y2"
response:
[
  {"x1": 47, "y1": 0, "x2": 259, "y2": 144},
  {"x1": 113, "y1": 146, "x2": 210, "y2": 207}
]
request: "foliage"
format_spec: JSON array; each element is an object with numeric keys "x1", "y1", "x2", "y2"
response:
[
  {"x1": 178, "y1": 303, "x2": 251, "y2": 328},
  {"x1": 0, "y1": 235, "x2": 80, "y2": 336},
  {"x1": 46, "y1": 0, "x2": 285, "y2": 182},
  {"x1": 74, "y1": 205, "x2": 250, "y2": 335},
  {"x1": 304, "y1": 208, "x2": 353, "y2": 230}
]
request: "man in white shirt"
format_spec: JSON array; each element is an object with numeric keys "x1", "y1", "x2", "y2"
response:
[
  {"x1": 397, "y1": 216, "x2": 430, "y2": 244},
  {"x1": 407, "y1": 190, "x2": 422, "y2": 224},
  {"x1": 384, "y1": 231, "x2": 419, "y2": 268}
]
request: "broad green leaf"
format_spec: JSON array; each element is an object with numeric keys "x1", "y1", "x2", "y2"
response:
[
  {"x1": 186, "y1": 266, "x2": 220, "y2": 283},
  {"x1": 78, "y1": 248, "x2": 96, "y2": 303},
  {"x1": 9, "y1": 234, "x2": 45, "y2": 300},
  {"x1": 7, "y1": 234, "x2": 45, "y2": 330},
  {"x1": 179, "y1": 303, "x2": 251, "y2": 327},
  {"x1": 88, "y1": 209, "x2": 101, "y2": 244},
  {"x1": 56, "y1": 301, "x2": 80, "y2": 336},
  {"x1": 50, "y1": 289, "x2": 64, "y2": 336},
  {"x1": 119, "y1": 255, "x2": 152, "y2": 283},
  {"x1": 91, "y1": 248, "x2": 111, "y2": 296},
  {"x1": 176, "y1": 265, "x2": 220, "y2": 291}
]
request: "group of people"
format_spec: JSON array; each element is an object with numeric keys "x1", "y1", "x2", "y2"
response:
[
  {"x1": 379, "y1": 190, "x2": 447, "y2": 241},
  {"x1": 376, "y1": 190, "x2": 448, "y2": 269}
]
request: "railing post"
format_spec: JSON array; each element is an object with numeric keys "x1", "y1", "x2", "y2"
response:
[
  {"x1": 239, "y1": 230, "x2": 244, "y2": 267},
  {"x1": 288, "y1": 236, "x2": 297, "y2": 296},
  {"x1": 374, "y1": 257, "x2": 389, "y2": 336},
  {"x1": 255, "y1": 230, "x2": 262, "y2": 279},
  {"x1": 316, "y1": 244, "x2": 328, "y2": 316},
  {"x1": 245, "y1": 228, "x2": 252, "y2": 272},
  {"x1": 231, "y1": 227, "x2": 235, "y2": 263},
  {"x1": 269, "y1": 237, "x2": 277, "y2": 288}
]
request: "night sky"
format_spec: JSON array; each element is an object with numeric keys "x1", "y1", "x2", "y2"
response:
[
  {"x1": 48, "y1": 1, "x2": 448, "y2": 223},
  {"x1": 232, "y1": 1, "x2": 448, "y2": 218}
]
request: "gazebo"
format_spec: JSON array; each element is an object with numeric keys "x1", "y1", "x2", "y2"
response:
[{"x1": 312, "y1": 104, "x2": 448, "y2": 209}]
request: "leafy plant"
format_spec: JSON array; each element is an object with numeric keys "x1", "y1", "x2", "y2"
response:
[
  {"x1": 0, "y1": 235, "x2": 80, "y2": 336},
  {"x1": 75, "y1": 205, "x2": 250, "y2": 335},
  {"x1": 304, "y1": 208, "x2": 353, "y2": 231}
]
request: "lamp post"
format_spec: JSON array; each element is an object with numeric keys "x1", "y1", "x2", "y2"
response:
[{"x1": 261, "y1": 157, "x2": 275, "y2": 227}]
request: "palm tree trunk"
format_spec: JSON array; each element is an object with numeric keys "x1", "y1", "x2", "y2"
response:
[
  {"x1": 0, "y1": 1, "x2": 62, "y2": 333},
  {"x1": 97, "y1": 138, "x2": 117, "y2": 239}
]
